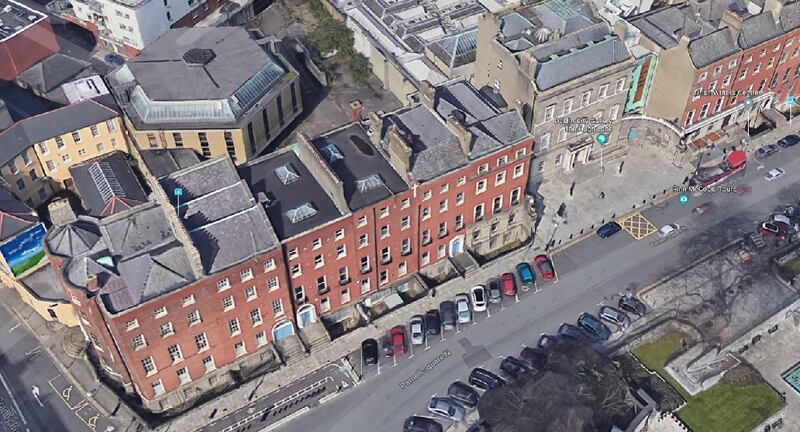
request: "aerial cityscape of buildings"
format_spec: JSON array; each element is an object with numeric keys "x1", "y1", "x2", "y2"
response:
[{"x1": 1, "y1": 0, "x2": 800, "y2": 429}]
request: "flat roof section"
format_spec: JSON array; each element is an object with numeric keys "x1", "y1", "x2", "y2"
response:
[
  {"x1": 239, "y1": 151, "x2": 341, "y2": 240},
  {"x1": 0, "y1": 0, "x2": 46, "y2": 42},
  {"x1": 312, "y1": 123, "x2": 408, "y2": 211}
]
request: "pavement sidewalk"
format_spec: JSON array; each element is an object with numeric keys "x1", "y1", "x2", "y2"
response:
[{"x1": 0, "y1": 284, "x2": 145, "y2": 432}]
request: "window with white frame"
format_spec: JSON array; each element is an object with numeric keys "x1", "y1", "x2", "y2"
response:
[
  {"x1": 562, "y1": 98, "x2": 573, "y2": 115},
  {"x1": 264, "y1": 258, "x2": 276, "y2": 272},
  {"x1": 250, "y1": 309, "x2": 263, "y2": 326},
  {"x1": 256, "y1": 331, "x2": 267, "y2": 347},
  {"x1": 360, "y1": 256, "x2": 370, "y2": 272},
  {"x1": 495, "y1": 171, "x2": 506, "y2": 186},
  {"x1": 455, "y1": 214, "x2": 464, "y2": 230},
  {"x1": 401, "y1": 238, "x2": 411, "y2": 255},
  {"x1": 288, "y1": 248, "x2": 299, "y2": 260},
  {"x1": 457, "y1": 176, "x2": 466, "y2": 186},
  {"x1": 423, "y1": 190, "x2": 432, "y2": 201},
  {"x1": 311, "y1": 238, "x2": 322, "y2": 250},
  {"x1": 422, "y1": 252, "x2": 430, "y2": 266},
  {"x1": 511, "y1": 188, "x2": 521, "y2": 204},
  {"x1": 478, "y1": 164, "x2": 489, "y2": 174},
  {"x1": 228, "y1": 318, "x2": 241, "y2": 336},
  {"x1": 358, "y1": 234, "x2": 368, "y2": 248},
  {"x1": 245, "y1": 286, "x2": 257, "y2": 301},
  {"x1": 168, "y1": 344, "x2": 183, "y2": 363},
  {"x1": 476, "y1": 180, "x2": 487, "y2": 194},
  {"x1": 440, "y1": 183, "x2": 449, "y2": 193},
  {"x1": 202, "y1": 355, "x2": 215, "y2": 372},
  {"x1": 132, "y1": 334, "x2": 146, "y2": 350},
  {"x1": 341, "y1": 288, "x2": 351, "y2": 304},
  {"x1": 539, "y1": 133, "x2": 550, "y2": 150},
  {"x1": 336, "y1": 244, "x2": 346, "y2": 259},
  {"x1": 335, "y1": 229, "x2": 345, "y2": 240},
  {"x1": 598, "y1": 84, "x2": 609, "y2": 98},
  {"x1": 272, "y1": 299, "x2": 284, "y2": 316},
  {"x1": 437, "y1": 245, "x2": 446, "y2": 258},
  {"x1": 398, "y1": 262, "x2": 407, "y2": 276},
  {"x1": 558, "y1": 127, "x2": 568, "y2": 143},
  {"x1": 217, "y1": 278, "x2": 230, "y2": 291},
  {"x1": 187, "y1": 310, "x2": 201, "y2": 326},
  {"x1": 379, "y1": 207, "x2": 390, "y2": 218},
  {"x1": 177, "y1": 367, "x2": 191, "y2": 384},
  {"x1": 267, "y1": 276, "x2": 279, "y2": 291},
  {"x1": 401, "y1": 216, "x2": 411, "y2": 230},
  {"x1": 380, "y1": 225, "x2": 390, "y2": 238},
  {"x1": 543, "y1": 105, "x2": 555, "y2": 122},
  {"x1": 493, "y1": 196, "x2": 503, "y2": 213},
  {"x1": 357, "y1": 216, "x2": 367, "y2": 227},
  {"x1": 422, "y1": 207, "x2": 431, "y2": 220},
  {"x1": 609, "y1": 105, "x2": 620, "y2": 121},
  {"x1": 160, "y1": 322, "x2": 174, "y2": 338},
  {"x1": 581, "y1": 91, "x2": 591, "y2": 106},
  {"x1": 615, "y1": 78, "x2": 626, "y2": 93},
  {"x1": 321, "y1": 297, "x2": 331, "y2": 312},
  {"x1": 381, "y1": 247, "x2": 391, "y2": 264},
  {"x1": 456, "y1": 192, "x2": 464, "y2": 205},
  {"x1": 234, "y1": 341, "x2": 246, "y2": 357},
  {"x1": 474, "y1": 203, "x2": 485, "y2": 221},
  {"x1": 181, "y1": 294, "x2": 195, "y2": 307},
  {"x1": 291, "y1": 264, "x2": 301, "y2": 278},
  {"x1": 125, "y1": 319, "x2": 139, "y2": 331},
  {"x1": 516, "y1": 148, "x2": 526, "y2": 159},
  {"x1": 195, "y1": 333, "x2": 209, "y2": 351},
  {"x1": 142, "y1": 357, "x2": 156, "y2": 375},
  {"x1": 314, "y1": 255, "x2": 324, "y2": 268},
  {"x1": 401, "y1": 198, "x2": 410, "y2": 209},
  {"x1": 338, "y1": 266, "x2": 349, "y2": 283},
  {"x1": 240, "y1": 268, "x2": 253, "y2": 282},
  {"x1": 439, "y1": 199, "x2": 448, "y2": 212},
  {"x1": 154, "y1": 306, "x2": 167, "y2": 318},
  {"x1": 222, "y1": 296, "x2": 235, "y2": 311},
  {"x1": 379, "y1": 270, "x2": 389, "y2": 285}
]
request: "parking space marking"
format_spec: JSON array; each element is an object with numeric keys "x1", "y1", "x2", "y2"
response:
[{"x1": 618, "y1": 212, "x2": 657, "y2": 240}]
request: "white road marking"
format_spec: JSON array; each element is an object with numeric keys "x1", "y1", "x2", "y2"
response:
[
  {"x1": 8, "y1": 322, "x2": 21, "y2": 333},
  {"x1": 0, "y1": 368, "x2": 28, "y2": 425}
]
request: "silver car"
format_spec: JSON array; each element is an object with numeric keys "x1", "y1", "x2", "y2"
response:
[
  {"x1": 454, "y1": 294, "x2": 472, "y2": 324},
  {"x1": 409, "y1": 315, "x2": 425, "y2": 345},
  {"x1": 598, "y1": 306, "x2": 631, "y2": 330},
  {"x1": 427, "y1": 397, "x2": 465, "y2": 421}
]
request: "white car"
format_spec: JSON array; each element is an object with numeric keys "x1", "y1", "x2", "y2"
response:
[
  {"x1": 658, "y1": 223, "x2": 681, "y2": 238},
  {"x1": 427, "y1": 397, "x2": 465, "y2": 421},
  {"x1": 409, "y1": 315, "x2": 425, "y2": 345},
  {"x1": 765, "y1": 168, "x2": 785, "y2": 181},
  {"x1": 470, "y1": 285, "x2": 487, "y2": 312},
  {"x1": 454, "y1": 294, "x2": 472, "y2": 324}
]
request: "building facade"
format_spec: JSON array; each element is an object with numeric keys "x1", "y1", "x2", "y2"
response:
[
  {"x1": 107, "y1": 27, "x2": 302, "y2": 163},
  {"x1": 0, "y1": 98, "x2": 128, "y2": 208},
  {"x1": 472, "y1": 0, "x2": 635, "y2": 182},
  {"x1": 625, "y1": 0, "x2": 800, "y2": 140},
  {"x1": 0, "y1": 0, "x2": 58, "y2": 81}
]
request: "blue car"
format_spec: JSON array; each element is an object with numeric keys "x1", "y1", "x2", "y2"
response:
[
  {"x1": 515, "y1": 262, "x2": 535, "y2": 285},
  {"x1": 596, "y1": 221, "x2": 622, "y2": 238}
]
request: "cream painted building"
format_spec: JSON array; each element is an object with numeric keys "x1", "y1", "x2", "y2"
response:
[
  {"x1": 107, "y1": 27, "x2": 302, "y2": 164},
  {"x1": 0, "y1": 97, "x2": 127, "y2": 207}
]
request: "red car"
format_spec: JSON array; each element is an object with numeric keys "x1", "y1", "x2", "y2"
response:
[
  {"x1": 759, "y1": 222, "x2": 787, "y2": 240},
  {"x1": 500, "y1": 272, "x2": 517, "y2": 296},
  {"x1": 390, "y1": 325, "x2": 406, "y2": 355},
  {"x1": 534, "y1": 255, "x2": 555, "y2": 281}
]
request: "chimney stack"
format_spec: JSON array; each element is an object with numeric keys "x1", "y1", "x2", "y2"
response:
[
  {"x1": 387, "y1": 126, "x2": 413, "y2": 182},
  {"x1": 419, "y1": 80, "x2": 436, "y2": 109},
  {"x1": 446, "y1": 114, "x2": 473, "y2": 157},
  {"x1": 368, "y1": 111, "x2": 383, "y2": 146},
  {"x1": 86, "y1": 274, "x2": 100, "y2": 292},
  {"x1": 719, "y1": 9, "x2": 744, "y2": 37},
  {"x1": 48, "y1": 198, "x2": 77, "y2": 226},
  {"x1": 350, "y1": 100, "x2": 363, "y2": 123}
]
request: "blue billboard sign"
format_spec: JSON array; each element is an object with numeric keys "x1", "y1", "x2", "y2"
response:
[{"x1": 1, "y1": 223, "x2": 46, "y2": 276}]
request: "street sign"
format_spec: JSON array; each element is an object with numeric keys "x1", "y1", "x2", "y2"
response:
[{"x1": 174, "y1": 187, "x2": 183, "y2": 196}]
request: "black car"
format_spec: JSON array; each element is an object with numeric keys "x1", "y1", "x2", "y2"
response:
[
  {"x1": 499, "y1": 356, "x2": 529, "y2": 379},
  {"x1": 618, "y1": 296, "x2": 647, "y2": 316},
  {"x1": 577, "y1": 313, "x2": 612, "y2": 340},
  {"x1": 778, "y1": 134, "x2": 800, "y2": 148},
  {"x1": 537, "y1": 334, "x2": 556, "y2": 350},
  {"x1": 487, "y1": 278, "x2": 503, "y2": 303},
  {"x1": 558, "y1": 323, "x2": 585, "y2": 340},
  {"x1": 469, "y1": 367, "x2": 505, "y2": 390},
  {"x1": 403, "y1": 416, "x2": 443, "y2": 432},
  {"x1": 447, "y1": 381, "x2": 479, "y2": 408},
  {"x1": 425, "y1": 310, "x2": 441, "y2": 336},
  {"x1": 439, "y1": 301, "x2": 457, "y2": 331},
  {"x1": 596, "y1": 221, "x2": 622, "y2": 238},
  {"x1": 361, "y1": 338, "x2": 378, "y2": 365},
  {"x1": 519, "y1": 347, "x2": 547, "y2": 369}
]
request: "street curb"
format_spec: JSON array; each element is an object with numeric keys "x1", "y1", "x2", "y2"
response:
[
  {"x1": 548, "y1": 189, "x2": 682, "y2": 255},
  {"x1": 637, "y1": 238, "x2": 742, "y2": 300},
  {"x1": 0, "y1": 291, "x2": 115, "y2": 420},
  {"x1": 259, "y1": 406, "x2": 310, "y2": 432}
]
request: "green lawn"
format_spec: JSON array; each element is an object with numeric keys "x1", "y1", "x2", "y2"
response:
[
  {"x1": 779, "y1": 258, "x2": 800, "y2": 281},
  {"x1": 633, "y1": 332, "x2": 784, "y2": 432}
]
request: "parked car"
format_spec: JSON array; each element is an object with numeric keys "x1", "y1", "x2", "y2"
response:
[
  {"x1": 759, "y1": 221, "x2": 787, "y2": 240},
  {"x1": 409, "y1": 315, "x2": 425, "y2": 345},
  {"x1": 693, "y1": 202, "x2": 715, "y2": 215},
  {"x1": 499, "y1": 356, "x2": 529, "y2": 379},
  {"x1": 658, "y1": 223, "x2": 681, "y2": 238},
  {"x1": 598, "y1": 306, "x2": 631, "y2": 330},
  {"x1": 558, "y1": 323, "x2": 585, "y2": 340},
  {"x1": 425, "y1": 310, "x2": 441, "y2": 336},
  {"x1": 440, "y1": 301, "x2": 457, "y2": 331},
  {"x1": 764, "y1": 168, "x2": 786, "y2": 182},
  {"x1": 381, "y1": 336, "x2": 394, "y2": 358},
  {"x1": 533, "y1": 254, "x2": 555, "y2": 281},
  {"x1": 447, "y1": 381, "x2": 479, "y2": 408},
  {"x1": 427, "y1": 397, "x2": 465, "y2": 422},
  {"x1": 618, "y1": 296, "x2": 647, "y2": 316},
  {"x1": 515, "y1": 262, "x2": 535, "y2": 286},
  {"x1": 597, "y1": 221, "x2": 622, "y2": 238},
  {"x1": 403, "y1": 416, "x2": 443, "y2": 432},
  {"x1": 771, "y1": 214, "x2": 799, "y2": 232},
  {"x1": 454, "y1": 294, "x2": 472, "y2": 324},
  {"x1": 777, "y1": 134, "x2": 800, "y2": 148},
  {"x1": 537, "y1": 334, "x2": 557, "y2": 350},
  {"x1": 471, "y1": 285, "x2": 488, "y2": 312},
  {"x1": 468, "y1": 367, "x2": 505, "y2": 390},
  {"x1": 755, "y1": 144, "x2": 779, "y2": 159},
  {"x1": 519, "y1": 347, "x2": 547, "y2": 370},
  {"x1": 390, "y1": 325, "x2": 406, "y2": 355},
  {"x1": 361, "y1": 338, "x2": 378, "y2": 365},
  {"x1": 487, "y1": 278, "x2": 503, "y2": 303},
  {"x1": 500, "y1": 272, "x2": 517, "y2": 296},
  {"x1": 577, "y1": 313, "x2": 612, "y2": 340}
]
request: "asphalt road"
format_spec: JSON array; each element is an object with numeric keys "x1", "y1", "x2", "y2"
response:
[
  {"x1": 277, "y1": 141, "x2": 800, "y2": 432},
  {"x1": 0, "y1": 305, "x2": 117, "y2": 432}
]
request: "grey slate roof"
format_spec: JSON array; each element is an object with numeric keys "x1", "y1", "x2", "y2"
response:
[
  {"x1": 0, "y1": 187, "x2": 37, "y2": 242},
  {"x1": 738, "y1": 13, "x2": 783, "y2": 49},
  {"x1": 99, "y1": 204, "x2": 175, "y2": 259},
  {"x1": 46, "y1": 221, "x2": 104, "y2": 257},
  {"x1": 159, "y1": 157, "x2": 279, "y2": 273},
  {"x1": 781, "y1": 1, "x2": 800, "y2": 31},
  {"x1": 69, "y1": 152, "x2": 147, "y2": 218},
  {"x1": 688, "y1": 28, "x2": 740, "y2": 68},
  {"x1": 20, "y1": 264, "x2": 68, "y2": 302},
  {"x1": 16, "y1": 54, "x2": 91, "y2": 95},
  {"x1": 0, "y1": 99, "x2": 119, "y2": 166},
  {"x1": 238, "y1": 151, "x2": 341, "y2": 240},
  {"x1": 312, "y1": 123, "x2": 408, "y2": 211},
  {"x1": 139, "y1": 148, "x2": 203, "y2": 178}
]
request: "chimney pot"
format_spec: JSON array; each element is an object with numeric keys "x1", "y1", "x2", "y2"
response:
[{"x1": 350, "y1": 100, "x2": 363, "y2": 123}]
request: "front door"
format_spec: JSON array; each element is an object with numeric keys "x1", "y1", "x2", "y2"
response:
[
  {"x1": 449, "y1": 235, "x2": 465, "y2": 257},
  {"x1": 297, "y1": 305, "x2": 316, "y2": 328},
  {"x1": 571, "y1": 150, "x2": 583, "y2": 168},
  {"x1": 272, "y1": 321, "x2": 295, "y2": 341}
]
